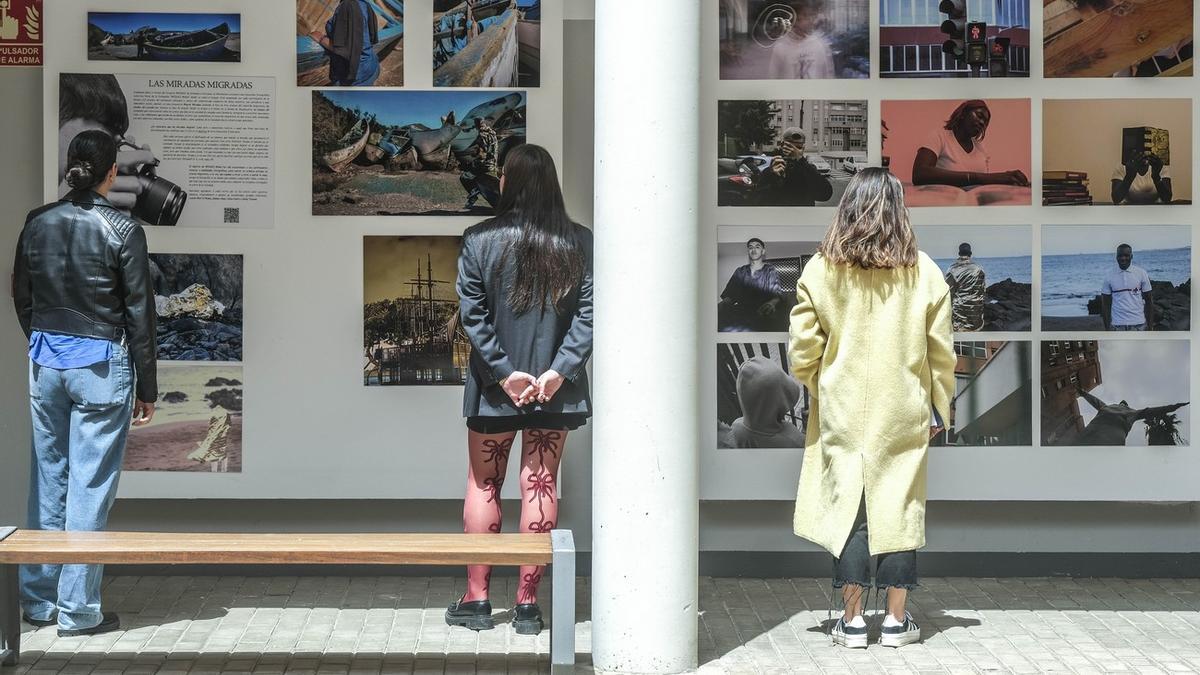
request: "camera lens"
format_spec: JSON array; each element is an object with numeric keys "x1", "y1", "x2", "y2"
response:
[{"x1": 135, "y1": 175, "x2": 187, "y2": 227}]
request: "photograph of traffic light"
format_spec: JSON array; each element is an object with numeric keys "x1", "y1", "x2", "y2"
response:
[
  {"x1": 718, "y1": 0, "x2": 870, "y2": 79},
  {"x1": 717, "y1": 99, "x2": 868, "y2": 207},
  {"x1": 880, "y1": 98, "x2": 1032, "y2": 207},
  {"x1": 1045, "y1": 0, "x2": 1192, "y2": 77},
  {"x1": 879, "y1": 0, "x2": 1030, "y2": 78},
  {"x1": 1042, "y1": 99, "x2": 1192, "y2": 206}
]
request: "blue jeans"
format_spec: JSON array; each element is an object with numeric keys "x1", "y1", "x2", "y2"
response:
[
  {"x1": 20, "y1": 343, "x2": 133, "y2": 630},
  {"x1": 1112, "y1": 323, "x2": 1146, "y2": 331}
]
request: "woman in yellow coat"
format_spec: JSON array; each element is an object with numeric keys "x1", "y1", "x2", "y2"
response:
[{"x1": 788, "y1": 168, "x2": 957, "y2": 649}]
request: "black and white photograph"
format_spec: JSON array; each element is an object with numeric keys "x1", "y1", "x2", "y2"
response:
[
  {"x1": 930, "y1": 341, "x2": 1032, "y2": 447},
  {"x1": 917, "y1": 225, "x2": 1032, "y2": 332},
  {"x1": 1042, "y1": 225, "x2": 1191, "y2": 332},
  {"x1": 58, "y1": 73, "x2": 275, "y2": 228},
  {"x1": 88, "y1": 12, "x2": 240, "y2": 62},
  {"x1": 1042, "y1": 340, "x2": 1190, "y2": 447},
  {"x1": 716, "y1": 227, "x2": 822, "y2": 333},
  {"x1": 717, "y1": 342, "x2": 808, "y2": 449},
  {"x1": 718, "y1": 0, "x2": 870, "y2": 79},
  {"x1": 718, "y1": 99, "x2": 867, "y2": 207},
  {"x1": 364, "y1": 236, "x2": 469, "y2": 386}
]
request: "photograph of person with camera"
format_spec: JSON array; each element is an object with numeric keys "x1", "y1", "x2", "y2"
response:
[
  {"x1": 717, "y1": 99, "x2": 863, "y2": 207},
  {"x1": 57, "y1": 74, "x2": 187, "y2": 227}
]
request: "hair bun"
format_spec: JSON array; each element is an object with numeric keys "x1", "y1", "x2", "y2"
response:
[{"x1": 65, "y1": 161, "x2": 96, "y2": 189}]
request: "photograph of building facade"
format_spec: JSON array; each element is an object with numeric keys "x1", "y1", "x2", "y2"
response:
[
  {"x1": 1041, "y1": 340, "x2": 1103, "y2": 445},
  {"x1": 939, "y1": 341, "x2": 1032, "y2": 446},
  {"x1": 880, "y1": 0, "x2": 1030, "y2": 78}
]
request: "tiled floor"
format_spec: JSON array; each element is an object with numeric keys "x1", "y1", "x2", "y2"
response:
[{"x1": 6, "y1": 575, "x2": 1200, "y2": 673}]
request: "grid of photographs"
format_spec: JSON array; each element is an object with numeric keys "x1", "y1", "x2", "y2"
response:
[{"x1": 709, "y1": 0, "x2": 1194, "y2": 459}]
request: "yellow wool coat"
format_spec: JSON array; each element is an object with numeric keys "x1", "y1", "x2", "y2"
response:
[{"x1": 787, "y1": 251, "x2": 957, "y2": 556}]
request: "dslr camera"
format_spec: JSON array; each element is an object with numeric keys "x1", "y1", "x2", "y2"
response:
[{"x1": 118, "y1": 138, "x2": 188, "y2": 227}]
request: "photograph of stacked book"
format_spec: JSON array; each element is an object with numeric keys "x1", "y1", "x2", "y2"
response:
[{"x1": 1043, "y1": 171, "x2": 1092, "y2": 206}]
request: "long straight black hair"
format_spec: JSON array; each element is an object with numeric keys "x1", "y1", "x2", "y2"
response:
[{"x1": 494, "y1": 143, "x2": 584, "y2": 314}]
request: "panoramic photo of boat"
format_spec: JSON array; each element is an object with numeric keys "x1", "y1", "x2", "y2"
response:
[{"x1": 88, "y1": 12, "x2": 241, "y2": 62}]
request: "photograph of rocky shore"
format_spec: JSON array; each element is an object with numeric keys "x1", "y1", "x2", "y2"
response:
[
  {"x1": 125, "y1": 364, "x2": 243, "y2": 473},
  {"x1": 150, "y1": 254, "x2": 243, "y2": 361},
  {"x1": 919, "y1": 225, "x2": 1032, "y2": 332},
  {"x1": 1042, "y1": 225, "x2": 1190, "y2": 331},
  {"x1": 311, "y1": 90, "x2": 527, "y2": 216}
]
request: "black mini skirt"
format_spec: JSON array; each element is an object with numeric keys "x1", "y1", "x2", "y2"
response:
[{"x1": 465, "y1": 412, "x2": 589, "y2": 434}]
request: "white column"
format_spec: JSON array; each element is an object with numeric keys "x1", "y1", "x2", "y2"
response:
[{"x1": 591, "y1": 0, "x2": 700, "y2": 672}]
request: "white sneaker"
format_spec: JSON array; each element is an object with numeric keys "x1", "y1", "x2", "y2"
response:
[
  {"x1": 879, "y1": 612, "x2": 921, "y2": 647},
  {"x1": 831, "y1": 616, "x2": 868, "y2": 648}
]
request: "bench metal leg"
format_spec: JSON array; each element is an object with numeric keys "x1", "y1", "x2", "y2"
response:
[
  {"x1": 550, "y1": 529, "x2": 575, "y2": 674},
  {"x1": 0, "y1": 562, "x2": 18, "y2": 667}
]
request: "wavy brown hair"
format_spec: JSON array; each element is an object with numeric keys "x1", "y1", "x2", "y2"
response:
[{"x1": 818, "y1": 167, "x2": 918, "y2": 269}]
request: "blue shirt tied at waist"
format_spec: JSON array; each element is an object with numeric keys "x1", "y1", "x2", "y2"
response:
[{"x1": 29, "y1": 331, "x2": 113, "y2": 369}]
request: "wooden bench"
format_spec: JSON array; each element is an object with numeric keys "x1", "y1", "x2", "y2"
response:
[{"x1": 0, "y1": 527, "x2": 576, "y2": 672}]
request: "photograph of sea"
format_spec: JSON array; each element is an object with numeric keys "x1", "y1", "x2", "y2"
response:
[{"x1": 1042, "y1": 225, "x2": 1190, "y2": 331}]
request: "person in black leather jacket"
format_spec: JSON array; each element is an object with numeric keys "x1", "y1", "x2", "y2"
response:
[{"x1": 11, "y1": 130, "x2": 156, "y2": 638}]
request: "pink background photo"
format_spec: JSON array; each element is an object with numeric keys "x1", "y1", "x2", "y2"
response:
[{"x1": 881, "y1": 99, "x2": 1032, "y2": 186}]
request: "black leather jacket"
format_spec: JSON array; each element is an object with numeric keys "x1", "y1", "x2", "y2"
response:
[{"x1": 12, "y1": 190, "x2": 157, "y2": 401}]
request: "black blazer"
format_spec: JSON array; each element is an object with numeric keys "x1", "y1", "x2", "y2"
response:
[{"x1": 456, "y1": 219, "x2": 593, "y2": 418}]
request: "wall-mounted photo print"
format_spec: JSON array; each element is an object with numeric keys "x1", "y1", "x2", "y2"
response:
[
  {"x1": 296, "y1": 0, "x2": 404, "y2": 86},
  {"x1": 434, "y1": 0, "x2": 540, "y2": 87},
  {"x1": 880, "y1": 0, "x2": 1030, "y2": 78},
  {"x1": 57, "y1": 73, "x2": 275, "y2": 229},
  {"x1": 150, "y1": 254, "x2": 244, "y2": 361},
  {"x1": 717, "y1": 99, "x2": 867, "y2": 207},
  {"x1": 1043, "y1": 99, "x2": 1192, "y2": 206},
  {"x1": 88, "y1": 12, "x2": 241, "y2": 62},
  {"x1": 881, "y1": 99, "x2": 1031, "y2": 207},
  {"x1": 364, "y1": 236, "x2": 469, "y2": 386},
  {"x1": 125, "y1": 364, "x2": 243, "y2": 472},
  {"x1": 917, "y1": 225, "x2": 1032, "y2": 332},
  {"x1": 1041, "y1": 340, "x2": 1189, "y2": 447},
  {"x1": 716, "y1": 230, "x2": 819, "y2": 333},
  {"x1": 312, "y1": 90, "x2": 526, "y2": 216},
  {"x1": 717, "y1": 343, "x2": 807, "y2": 449},
  {"x1": 1042, "y1": 225, "x2": 1191, "y2": 332},
  {"x1": 718, "y1": 0, "x2": 870, "y2": 79},
  {"x1": 930, "y1": 341, "x2": 1032, "y2": 447},
  {"x1": 1045, "y1": 0, "x2": 1192, "y2": 77}
]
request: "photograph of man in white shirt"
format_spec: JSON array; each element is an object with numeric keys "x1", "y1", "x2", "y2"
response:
[{"x1": 1101, "y1": 244, "x2": 1154, "y2": 330}]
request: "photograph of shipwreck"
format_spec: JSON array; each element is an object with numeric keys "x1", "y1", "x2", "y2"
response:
[
  {"x1": 296, "y1": 0, "x2": 405, "y2": 86},
  {"x1": 312, "y1": 89, "x2": 527, "y2": 216},
  {"x1": 87, "y1": 12, "x2": 241, "y2": 62},
  {"x1": 433, "y1": 0, "x2": 541, "y2": 87}
]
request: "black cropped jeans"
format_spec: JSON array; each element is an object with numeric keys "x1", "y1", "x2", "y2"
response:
[{"x1": 832, "y1": 497, "x2": 917, "y2": 591}]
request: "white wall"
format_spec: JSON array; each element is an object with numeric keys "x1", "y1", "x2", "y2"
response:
[{"x1": 3, "y1": 5, "x2": 1199, "y2": 556}]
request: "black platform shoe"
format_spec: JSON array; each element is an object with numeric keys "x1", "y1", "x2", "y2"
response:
[
  {"x1": 444, "y1": 599, "x2": 494, "y2": 631},
  {"x1": 512, "y1": 603, "x2": 543, "y2": 635},
  {"x1": 57, "y1": 612, "x2": 120, "y2": 638}
]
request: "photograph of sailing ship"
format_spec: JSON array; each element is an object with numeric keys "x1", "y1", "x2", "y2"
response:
[
  {"x1": 312, "y1": 90, "x2": 527, "y2": 216},
  {"x1": 88, "y1": 13, "x2": 240, "y2": 62},
  {"x1": 296, "y1": 0, "x2": 404, "y2": 86},
  {"x1": 125, "y1": 364, "x2": 243, "y2": 473},
  {"x1": 364, "y1": 236, "x2": 471, "y2": 386},
  {"x1": 433, "y1": 0, "x2": 540, "y2": 87}
]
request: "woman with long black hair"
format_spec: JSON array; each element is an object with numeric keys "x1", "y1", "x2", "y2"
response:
[{"x1": 446, "y1": 143, "x2": 593, "y2": 636}]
